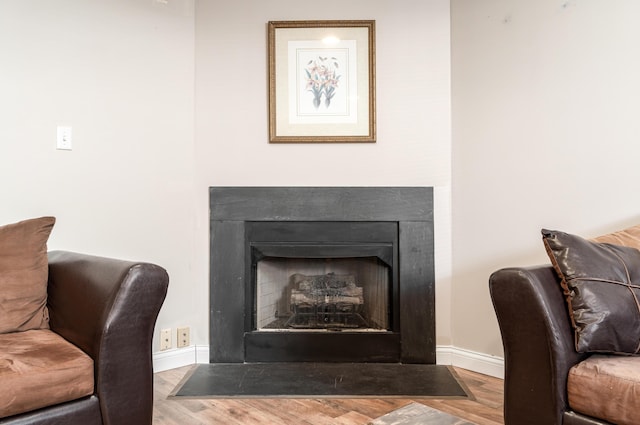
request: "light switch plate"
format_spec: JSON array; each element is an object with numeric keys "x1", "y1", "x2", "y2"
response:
[{"x1": 56, "y1": 126, "x2": 72, "y2": 150}]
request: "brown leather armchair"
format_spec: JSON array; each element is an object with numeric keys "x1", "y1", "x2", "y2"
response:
[
  {"x1": 0, "y1": 251, "x2": 169, "y2": 425},
  {"x1": 489, "y1": 266, "x2": 608, "y2": 425}
]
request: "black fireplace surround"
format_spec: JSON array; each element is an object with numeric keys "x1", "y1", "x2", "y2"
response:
[{"x1": 210, "y1": 187, "x2": 435, "y2": 364}]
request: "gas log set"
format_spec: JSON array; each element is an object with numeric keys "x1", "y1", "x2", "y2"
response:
[{"x1": 286, "y1": 272, "x2": 367, "y2": 329}]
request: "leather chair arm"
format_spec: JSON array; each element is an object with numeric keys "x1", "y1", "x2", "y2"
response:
[
  {"x1": 46, "y1": 251, "x2": 169, "y2": 425},
  {"x1": 489, "y1": 266, "x2": 588, "y2": 425}
]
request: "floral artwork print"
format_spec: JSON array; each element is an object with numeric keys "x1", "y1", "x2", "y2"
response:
[
  {"x1": 304, "y1": 56, "x2": 341, "y2": 110},
  {"x1": 288, "y1": 42, "x2": 355, "y2": 122}
]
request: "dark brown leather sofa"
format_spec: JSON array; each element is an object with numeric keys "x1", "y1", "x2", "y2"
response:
[
  {"x1": 490, "y1": 266, "x2": 610, "y2": 425},
  {"x1": 0, "y1": 251, "x2": 169, "y2": 425}
]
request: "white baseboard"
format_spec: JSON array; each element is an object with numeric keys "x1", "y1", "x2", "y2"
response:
[
  {"x1": 437, "y1": 345, "x2": 504, "y2": 379},
  {"x1": 153, "y1": 345, "x2": 505, "y2": 379},
  {"x1": 153, "y1": 345, "x2": 209, "y2": 373}
]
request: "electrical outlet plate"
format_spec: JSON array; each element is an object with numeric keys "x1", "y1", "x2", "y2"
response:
[
  {"x1": 160, "y1": 328, "x2": 171, "y2": 351},
  {"x1": 177, "y1": 327, "x2": 190, "y2": 348}
]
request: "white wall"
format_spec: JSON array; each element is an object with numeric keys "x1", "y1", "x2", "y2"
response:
[
  {"x1": 451, "y1": 0, "x2": 640, "y2": 357},
  {"x1": 7, "y1": 0, "x2": 640, "y2": 374},
  {"x1": 0, "y1": 0, "x2": 198, "y2": 351},
  {"x1": 195, "y1": 0, "x2": 454, "y2": 347},
  {"x1": 1, "y1": 0, "x2": 453, "y2": 359},
  {"x1": 9, "y1": 0, "x2": 640, "y2": 370}
]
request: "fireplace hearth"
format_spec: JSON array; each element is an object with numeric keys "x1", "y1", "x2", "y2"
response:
[{"x1": 210, "y1": 187, "x2": 434, "y2": 364}]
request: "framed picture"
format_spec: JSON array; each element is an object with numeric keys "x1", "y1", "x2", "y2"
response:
[{"x1": 268, "y1": 20, "x2": 376, "y2": 143}]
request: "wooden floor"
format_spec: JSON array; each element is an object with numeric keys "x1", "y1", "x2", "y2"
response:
[{"x1": 153, "y1": 365, "x2": 504, "y2": 425}]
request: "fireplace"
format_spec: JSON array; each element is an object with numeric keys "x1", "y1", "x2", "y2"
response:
[{"x1": 210, "y1": 187, "x2": 435, "y2": 364}]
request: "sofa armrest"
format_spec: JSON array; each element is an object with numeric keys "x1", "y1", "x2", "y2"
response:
[
  {"x1": 46, "y1": 251, "x2": 169, "y2": 425},
  {"x1": 489, "y1": 266, "x2": 588, "y2": 425}
]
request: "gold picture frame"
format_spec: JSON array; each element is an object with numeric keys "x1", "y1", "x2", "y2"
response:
[{"x1": 268, "y1": 20, "x2": 376, "y2": 143}]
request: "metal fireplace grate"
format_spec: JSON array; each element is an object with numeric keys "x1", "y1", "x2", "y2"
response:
[{"x1": 286, "y1": 307, "x2": 369, "y2": 329}]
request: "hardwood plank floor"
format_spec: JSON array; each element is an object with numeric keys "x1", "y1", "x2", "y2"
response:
[{"x1": 153, "y1": 366, "x2": 504, "y2": 425}]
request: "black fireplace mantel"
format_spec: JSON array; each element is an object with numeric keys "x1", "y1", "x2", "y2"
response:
[{"x1": 209, "y1": 187, "x2": 435, "y2": 364}]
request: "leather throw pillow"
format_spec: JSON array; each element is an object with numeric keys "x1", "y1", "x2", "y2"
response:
[
  {"x1": 0, "y1": 217, "x2": 56, "y2": 333},
  {"x1": 542, "y1": 228, "x2": 640, "y2": 354}
]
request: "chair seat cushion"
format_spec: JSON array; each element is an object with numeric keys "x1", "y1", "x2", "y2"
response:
[
  {"x1": 0, "y1": 329, "x2": 94, "y2": 418},
  {"x1": 568, "y1": 354, "x2": 640, "y2": 425}
]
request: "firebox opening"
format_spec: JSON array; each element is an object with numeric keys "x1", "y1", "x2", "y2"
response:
[{"x1": 255, "y1": 256, "x2": 391, "y2": 332}]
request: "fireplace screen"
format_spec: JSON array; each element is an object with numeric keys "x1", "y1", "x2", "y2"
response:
[{"x1": 256, "y1": 257, "x2": 390, "y2": 331}]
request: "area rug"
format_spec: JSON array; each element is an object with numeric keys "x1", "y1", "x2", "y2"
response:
[
  {"x1": 170, "y1": 363, "x2": 471, "y2": 399},
  {"x1": 370, "y1": 402, "x2": 474, "y2": 425}
]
